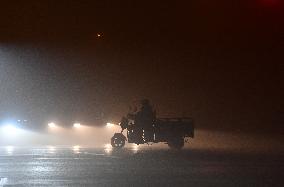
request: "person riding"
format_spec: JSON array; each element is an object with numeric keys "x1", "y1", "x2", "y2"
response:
[
  {"x1": 135, "y1": 99, "x2": 155, "y2": 126},
  {"x1": 125, "y1": 99, "x2": 156, "y2": 142},
  {"x1": 134, "y1": 99, "x2": 156, "y2": 141}
]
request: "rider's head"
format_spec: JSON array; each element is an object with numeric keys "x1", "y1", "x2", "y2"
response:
[{"x1": 141, "y1": 99, "x2": 150, "y2": 106}]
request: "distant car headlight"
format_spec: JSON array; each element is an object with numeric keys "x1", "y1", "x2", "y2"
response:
[
  {"x1": 48, "y1": 122, "x2": 57, "y2": 128},
  {"x1": 106, "y1": 123, "x2": 115, "y2": 128},
  {"x1": 73, "y1": 123, "x2": 81, "y2": 128},
  {"x1": 0, "y1": 124, "x2": 20, "y2": 136}
]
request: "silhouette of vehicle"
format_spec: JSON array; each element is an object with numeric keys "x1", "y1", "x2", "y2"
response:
[{"x1": 111, "y1": 117, "x2": 194, "y2": 149}]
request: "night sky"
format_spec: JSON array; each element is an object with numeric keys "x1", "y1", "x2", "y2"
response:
[{"x1": 0, "y1": 1, "x2": 283, "y2": 134}]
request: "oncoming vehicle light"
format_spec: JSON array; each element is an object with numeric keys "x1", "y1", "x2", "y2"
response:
[
  {"x1": 73, "y1": 123, "x2": 81, "y2": 128},
  {"x1": 106, "y1": 123, "x2": 115, "y2": 128},
  {"x1": 0, "y1": 124, "x2": 20, "y2": 136},
  {"x1": 48, "y1": 122, "x2": 57, "y2": 128}
]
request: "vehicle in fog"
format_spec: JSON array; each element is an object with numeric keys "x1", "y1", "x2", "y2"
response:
[{"x1": 111, "y1": 115, "x2": 194, "y2": 149}]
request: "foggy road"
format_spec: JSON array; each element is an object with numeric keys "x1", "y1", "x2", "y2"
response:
[{"x1": 0, "y1": 147, "x2": 283, "y2": 186}]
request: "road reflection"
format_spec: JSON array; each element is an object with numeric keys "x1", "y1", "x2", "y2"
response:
[
  {"x1": 131, "y1": 144, "x2": 139, "y2": 154},
  {"x1": 104, "y1": 144, "x2": 112, "y2": 154},
  {"x1": 72, "y1": 145, "x2": 80, "y2": 154},
  {"x1": 103, "y1": 144, "x2": 141, "y2": 155},
  {"x1": 47, "y1": 146, "x2": 56, "y2": 154},
  {"x1": 0, "y1": 178, "x2": 8, "y2": 186},
  {"x1": 6, "y1": 146, "x2": 14, "y2": 155}
]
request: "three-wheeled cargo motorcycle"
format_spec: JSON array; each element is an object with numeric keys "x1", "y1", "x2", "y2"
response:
[{"x1": 111, "y1": 116, "x2": 194, "y2": 149}]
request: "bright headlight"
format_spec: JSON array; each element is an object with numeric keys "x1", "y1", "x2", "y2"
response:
[
  {"x1": 48, "y1": 122, "x2": 57, "y2": 128},
  {"x1": 73, "y1": 123, "x2": 81, "y2": 128},
  {"x1": 106, "y1": 123, "x2": 115, "y2": 128},
  {"x1": 0, "y1": 124, "x2": 21, "y2": 136}
]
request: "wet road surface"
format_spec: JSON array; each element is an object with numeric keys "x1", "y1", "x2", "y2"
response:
[{"x1": 0, "y1": 146, "x2": 283, "y2": 186}]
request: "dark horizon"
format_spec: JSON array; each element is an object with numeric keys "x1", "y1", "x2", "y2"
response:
[{"x1": 0, "y1": 1, "x2": 283, "y2": 134}]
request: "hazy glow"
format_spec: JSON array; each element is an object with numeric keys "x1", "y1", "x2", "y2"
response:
[
  {"x1": 104, "y1": 143, "x2": 112, "y2": 154},
  {"x1": 0, "y1": 124, "x2": 280, "y2": 154},
  {"x1": 132, "y1": 144, "x2": 139, "y2": 153},
  {"x1": 47, "y1": 146, "x2": 56, "y2": 153},
  {"x1": 1, "y1": 124, "x2": 19, "y2": 136},
  {"x1": 73, "y1": 145, "x2": 80, "y2": 153},
  {"x1": 73, "y1": 123, "x2": 81, "y2": 128},
  {"x1": 6, "y1": 146, "x2": 14, "y2": 154},
  {"x1": 106, "y1": 123, "x2": 115, "y2": 128},
  {"x1": 48, "y1": 122, "x2": 57, "y2": 128}
]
